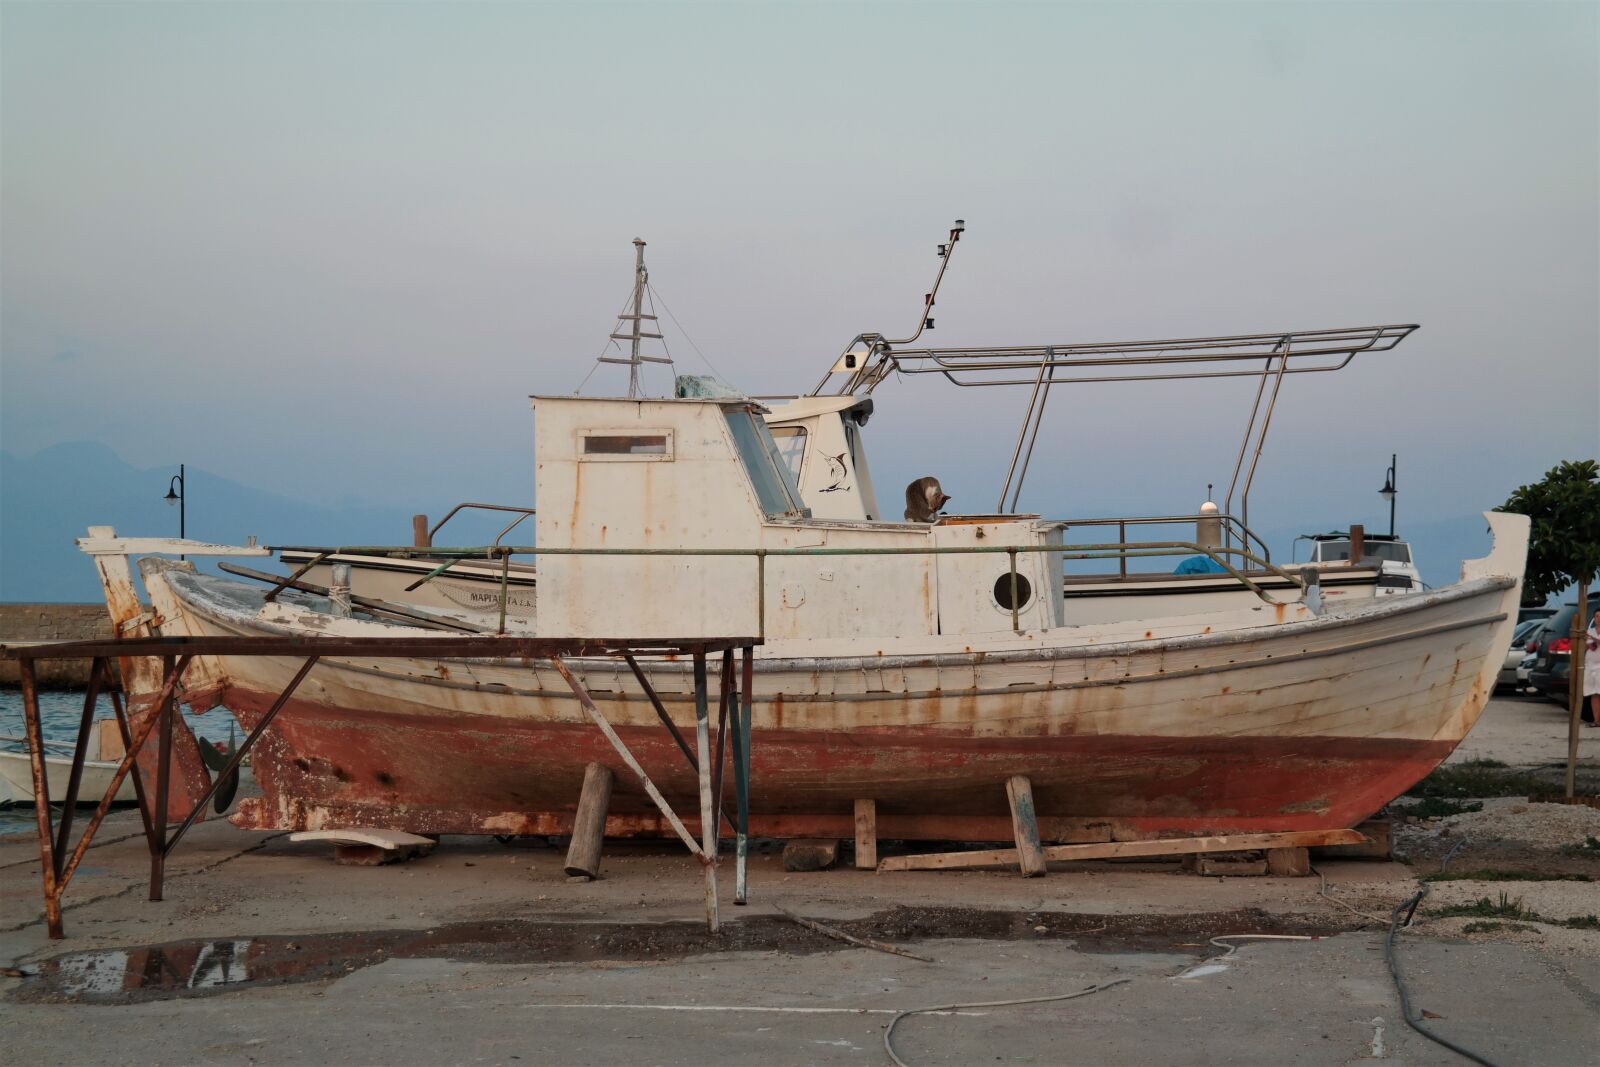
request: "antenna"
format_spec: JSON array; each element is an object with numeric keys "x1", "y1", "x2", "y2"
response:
[
  {"x1": 596, "y1": 238, "x2": 674, "y2": 397},
  {"x1": 813, "y1": 219, "x2": 967, "y2": 396}
]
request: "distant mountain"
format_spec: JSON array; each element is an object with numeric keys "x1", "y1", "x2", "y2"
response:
[{"x1": 0, "y1": 443, "x2": 424, "y2": 601}]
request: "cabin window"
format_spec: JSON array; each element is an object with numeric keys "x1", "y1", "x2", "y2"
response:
[
  {"x1": 580, "y1": 431, "x2": 673, "y2": 460},
  {"x1": 1314, "y1": 539, "x2": 1411, "y2": 564},
  {"x1": 994, "y1": 572, "x2": 1033, "y2": 611},
  {"x1": 770, "y1": 426, "x2": 807, "y2": 482},
  {"x1": 724, "y1": 407, "x2": 807, "y2": 517}
]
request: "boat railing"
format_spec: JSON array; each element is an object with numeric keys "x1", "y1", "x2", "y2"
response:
[
  {"x1": 267, "y1": 535, "x2": 1305, "y2": 637},
  {"x1": 0, "y1": 734, "x2": 77, "y2": 753},
  {"x1": 427, "y1": 503, "x2": 536, "y2": 547},
  {"x1": 1048, "y1": 512, "x2": 1272, "y2": 573}
]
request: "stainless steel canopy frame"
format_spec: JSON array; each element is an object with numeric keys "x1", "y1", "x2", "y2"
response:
[{"x1": 806, "y1": 222, "x2": 1417, "y2": 522}]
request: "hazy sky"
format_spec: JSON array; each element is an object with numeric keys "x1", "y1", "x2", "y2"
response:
[{"x1": 3, "y1": 2, "x2": 1596, "y2": 545}]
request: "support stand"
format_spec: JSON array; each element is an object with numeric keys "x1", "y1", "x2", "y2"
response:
[
  {"x1": 11, "y1": 634, "x2": 758, "y2": 939},
  {"x1": 877, "y1": 828, "x2": 1369, "y2": 873},
  {"x1": 854, "y1": 799, "x2": 877, "y2": 870},
  {"x1": 1005, "y1": 775, "x2": 1047, "y2": 878},
  {"x1": 564, "y1": 762, "x2": 616, "y2": 879}
]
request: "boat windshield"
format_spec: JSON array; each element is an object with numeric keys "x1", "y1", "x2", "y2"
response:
[
  {"x1": 725, "y1": 407, "x2": 808, "y2": 517},
  {"x1": 1316, "y1": 540, "x2": 1412, "y2": 564},
  {"x1": 770, "y1": 426, "x2": 807, "y2": 482}
]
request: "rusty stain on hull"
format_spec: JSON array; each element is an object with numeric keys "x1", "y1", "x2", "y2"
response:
[{"x1": 221, "y1": 683, "x2": 1452, "y2": 838}]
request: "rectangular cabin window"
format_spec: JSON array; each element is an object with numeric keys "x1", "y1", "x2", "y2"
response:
[
  {"x1": 579, "y1": 431, "x2": 673, "y2": 460},
  {"x1": 724, "y1": 406, "x2": 807, "y2": 517},
  {"x1": 770, "y1": 426, "x2": 807, "y2": 482},
  {"x1": 1315, "y1": 539, "x2": 1411, "y2": 565}
]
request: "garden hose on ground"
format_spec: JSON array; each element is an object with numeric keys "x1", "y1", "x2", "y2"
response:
[
  {"x1": 1385, "y1": 839, "x2": 1502, "y2": 1067},
  {"x1": 884, "y1": 934, "x2": 1310, "y2": 1067}
]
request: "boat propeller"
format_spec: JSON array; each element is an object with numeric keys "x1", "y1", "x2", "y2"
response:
[{"x1": 196, "y1": 726, "x2": 241, "y2": 814}]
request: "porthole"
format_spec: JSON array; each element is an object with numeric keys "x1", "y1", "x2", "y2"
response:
[{"x1": 993, "y1": 572, "x2": 1033, "y2": 611}]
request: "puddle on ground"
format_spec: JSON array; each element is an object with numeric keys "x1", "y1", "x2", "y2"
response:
[{"x1": 8, "y1": 906, "x2": 1352, "y2": 1004}]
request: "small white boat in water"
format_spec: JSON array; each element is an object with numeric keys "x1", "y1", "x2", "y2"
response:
[{"x1": 0, "y1": 729, "x2": 138, "y2": 807}]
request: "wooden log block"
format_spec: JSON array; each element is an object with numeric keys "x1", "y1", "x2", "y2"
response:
[
  {"x1": 854, "y1": 799, "x2": 877, "y2": 870},
  {"x1": 1312, "y1": 818, "x2": 1391, "y2": 860},
  {"x1": 877, "y1": 828, "x2": 1366, "y2": 873},
  {"x1": 783, "y1": 839, "x2": 840, "y2": 872},
  {"x1": 1005, "y1": 775, "x2": 1047, "y2": 878},
  {"x1": 1265, "y1": 846, "x2": 1311, "y2": 877},
  {"x1": 564, "y1": 762, "x2": 615, "y2": 879},
  {"x1": 1183, "y1": 852, "x2": 1267, "y2": 877},
  {"x1": 412, "y1": 514, "x2": 431, "y2": 547}
]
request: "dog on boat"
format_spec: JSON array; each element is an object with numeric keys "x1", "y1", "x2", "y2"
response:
[{"x1": 904, "y1": 476, "x2": 952, "y2": 523}]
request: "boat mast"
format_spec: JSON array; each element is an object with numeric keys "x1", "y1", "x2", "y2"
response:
[{"x1": 602, "y1": 238, "x2": 668, "y2": 398}]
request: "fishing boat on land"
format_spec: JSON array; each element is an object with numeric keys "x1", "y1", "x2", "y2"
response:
[
  {"x1": 82, "y1": 389, "x2": 1525, "y2": 845},
  {"x1": 73, "y1": 224, "x2": 1524, "y2": 849}
]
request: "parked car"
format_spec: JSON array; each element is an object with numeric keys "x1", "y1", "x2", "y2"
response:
[
  {"x1": 1519, "y1": 617, "x2": 1556, "y2": 692},
  {"x1": 1499, "y1": 618, "x2": 1546, "y2": 691},
  {"x1": 1518, "y1": 605, "x2": 1557, "y2": 626},
  {"x1": 1529, "y1": 603, "x2": 1588, "y2": 702},
  {"x1": 1516, "y1": 649, "x2": 1538, "y2": 692}
]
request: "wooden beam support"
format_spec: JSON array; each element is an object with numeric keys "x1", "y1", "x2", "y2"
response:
[
  {"x1": 854, "y1": 799, "x2": 877, "y2": 870},
  {"x1": 1005, "y1": 776, "x2": 1047, "y2": 877},
  {"x1": 1265, "y1": 846, "x2": 1311, "y2": 877},
  {"x1": 877, "y1": 828, "x2": 1368, "y2": 873},
  {"x1": 564, "y1": 762, "x2": 615, "y2": 879}
]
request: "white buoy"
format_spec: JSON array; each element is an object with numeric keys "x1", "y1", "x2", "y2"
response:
[{"x1": 1196, "y1": 500, "x2": 1222, "y2": 551}]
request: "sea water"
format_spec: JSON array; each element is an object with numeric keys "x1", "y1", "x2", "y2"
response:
[{"x1": 0, "y1": 688, "x2": 242, "y2": 833}]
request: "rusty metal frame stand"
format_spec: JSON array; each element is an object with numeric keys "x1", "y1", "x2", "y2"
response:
[
  {"x1": 732, "y1": 645, "x2": 753, "y2": 904},
  {"x1": 19, "y1": 653, "x2": 191, "y2": 938},
  {"x1": 7, "y1": 634, "x2": 758, "y2": 939},
  {"x1": 692, "y1": 651, "x2": 719, "y2": 931},
  {"x1": 548, "y1": 643, "x2": 755, "y2": 933}
]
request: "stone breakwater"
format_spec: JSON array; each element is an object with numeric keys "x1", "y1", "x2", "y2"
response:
[{"x1": 0, "y1": 603, "x2": 118, "y2": 689}]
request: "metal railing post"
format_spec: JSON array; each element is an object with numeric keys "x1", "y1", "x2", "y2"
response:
[{"x1": 1008, "y1": 548, "x2": 1021, "y2": 632}]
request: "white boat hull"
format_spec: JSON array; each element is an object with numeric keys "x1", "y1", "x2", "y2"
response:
[
  {"x1": 0, "y1": 750, "x2": 138, "y2": 807},
  {"x1": 136, "y1": 512, "x2": 1526, "y2": 842}
]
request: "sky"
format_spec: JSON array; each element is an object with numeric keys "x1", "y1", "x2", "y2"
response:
[{"x1": 3, "y1": 2, "x2": 1597, "y2": 561}]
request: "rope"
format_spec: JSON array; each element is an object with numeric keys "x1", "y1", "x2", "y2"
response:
[
  {"x1": 885, "y1": 933, "x2": 1309, "y2": 1066},
  {"x1": 573, "y1": 283, "x2": 642, "y2": 395},
  {"x1": 882, "y1": 978, "x2": 1131, "y2": 1067},
  {"x1": 1311, "y1": 864, "x2": 1394, "y2": 927},
  {"x1": 649, "y1": 284, "x2": 728, "y2": 382},
  {"x1": 643, "y1": 285, "x2": 675, "y2": 396}
]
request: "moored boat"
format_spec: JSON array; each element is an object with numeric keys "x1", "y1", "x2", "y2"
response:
[{"x1": 0, "y1": 748, "x2": 138, "y2": 807}]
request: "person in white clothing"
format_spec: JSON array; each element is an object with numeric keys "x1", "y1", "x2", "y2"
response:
[{"x1": 1584, "y1": 609, "x2": 1599, "y2": 727}]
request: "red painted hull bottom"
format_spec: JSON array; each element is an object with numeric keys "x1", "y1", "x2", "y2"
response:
[{"x1": 219, "y1": 687, "x2": 1453, "y2": 842}]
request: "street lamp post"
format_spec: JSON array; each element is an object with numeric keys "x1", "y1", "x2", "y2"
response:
[
  {"x1": 1378, "y1": 454, "x2": 1397, "y2": 538},
  {"x1": 164, "y1": 464, "x2": 186, "y2": 559}
]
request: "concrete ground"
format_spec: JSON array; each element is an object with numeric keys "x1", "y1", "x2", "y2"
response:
[
  {"x1": 3, "y1": 695, "x2": 1598, "y2": 1065},
  {"x1": 1448, "y1": 688, "x2": 1598, "y2": 769}
]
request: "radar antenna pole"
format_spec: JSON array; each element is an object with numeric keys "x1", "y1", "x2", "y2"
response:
[{"x1": 812, "y1": 219, "x2": 966, "y2": 396}]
